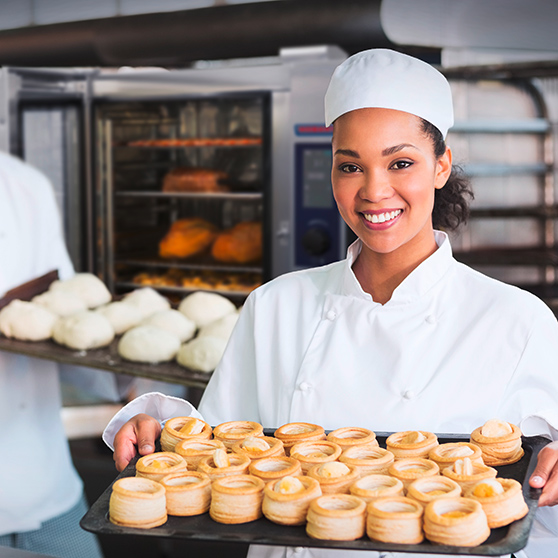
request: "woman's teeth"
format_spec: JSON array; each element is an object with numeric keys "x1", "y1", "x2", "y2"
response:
[{"x1": 364, "y1": 209, "x2": 402, "y2": 224}]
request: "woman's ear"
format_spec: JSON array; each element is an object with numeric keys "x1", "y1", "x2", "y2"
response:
[{"x1": 434, "y1": 146, "x2": 453, "y2": 190}]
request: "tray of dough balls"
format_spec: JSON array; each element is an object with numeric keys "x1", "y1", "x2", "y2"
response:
[
  {"x1": 80, "y1": 417, "x2": 546, "y2": 555},
  {"x1": 0, "y1": 271, "x2": 241, "y2": 387}
]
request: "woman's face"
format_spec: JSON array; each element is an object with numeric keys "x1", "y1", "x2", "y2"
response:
[{"x1": 331, "y1": 107, "x2": 452, "y2": 260}]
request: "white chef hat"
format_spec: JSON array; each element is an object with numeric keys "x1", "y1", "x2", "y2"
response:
[{"x1": 324, "y1": 48, "x2": 453, "y2": 138}]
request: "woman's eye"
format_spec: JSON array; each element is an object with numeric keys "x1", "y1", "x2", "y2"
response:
[
  {"x1": 339, "y1": 164, "x2": 361, "y2": 173},
  {"x1": 391, "y1": 160, "x2": 412, "y2": 170}
]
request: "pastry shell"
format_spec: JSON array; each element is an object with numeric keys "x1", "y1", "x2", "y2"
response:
[
  {"x1": 210, "y1": 474, "x2": 265, "y2": 524},
  {"x1": 307, "y1": 462, "x2": 360, "y2": 494},
  {"x1": 160, "y1": 417, "x2": 212, "y2": 452},
  {"x1": 197, "y1": 452, "x2": 251, "y2": 481},
  {"x1": 174, "y1": 439, "x2": 226, "y2": 469},
  {"x1": 388, "y1": 457, "x2": 440, "y2": 490},
  {"x1": 232, "y1": 435, "x2": 285, "y2": 461},
  {"x1": 423, "y1": 497, "x2": 490, "y2": 546},
  {"x1": 339, "y1": 445, "x2": 395, "y2": 476},
  {"x1": 406, "y1": 476, "x2": 462, "y2": 507},
  {"x1": 135, "y1": 452, "x2": 188, "y2": 482},
  {"x1": 442, "y1": 461, "x2": 498, "y2": 493},
  {"x1": 109, "y1": 476, "x2": 167, "y2": 529},
  {"x1": 326, "y1": 427, "x2": 378, "y2": 451},
  {"x1": 213, "y1": 421, "x2": 264, "y2": 449},
  {"x1": 160, "y1": 471, "x2": 211, "y2": 516},
  {"x1": 290, "y1": 440, "x2": 343, "y2": 473},
  {"x1": 385, "y1": 430, "x2": 439, "y2": 459},
  {"x1": 470, "y1": 423, "x2": 524, "y2": 466},
  {"x1": 465, "y1": 478, "x2": 528, "y2": 528},
  {"x1": 366, "y1": 496, "x2": 424, "y2": 544},
  {"x1": 349, "y1": 473, "x2": 405, "y2": 504},
  {"x1": 262, "y1": 475, "x2": 322, "y2": 525},
  {"x1": 306, "y1": 494, "x2": 366, "y2": 541},
  {"x1": 428, "y1": 442, "x2": 484, "y2": 470},
  {"x1": 274, "y1": 422, "x2": 326, "y2": 455},
  {"x1": 249, "y1": 456, "x2": 302, "y2": 482}
]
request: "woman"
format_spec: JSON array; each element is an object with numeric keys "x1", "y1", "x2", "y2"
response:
[{"x1": 104, "y1": 49, "x2": 558, "y2": 558}]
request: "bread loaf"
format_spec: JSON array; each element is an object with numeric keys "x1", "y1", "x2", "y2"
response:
[
  {"x1": 162, "y1": 167, "x2": 228, "y2": 193},
  {"x1": 211, "y1": 222, "x2": 262, "y2": 264},
  {"x1": 159, "y1": 218, "x2": 218, "y2": 259}
]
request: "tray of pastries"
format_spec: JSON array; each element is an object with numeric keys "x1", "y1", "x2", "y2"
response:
[{"x1": 80, "y1": 418, "x2": 546, "y2": 555}]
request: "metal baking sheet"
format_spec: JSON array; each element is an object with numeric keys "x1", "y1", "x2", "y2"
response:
[{"x1": 80, "y1": 432, "x2": 546, "y2": 555}]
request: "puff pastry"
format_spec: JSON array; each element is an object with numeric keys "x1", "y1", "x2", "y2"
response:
[
  {"x1": 470, "y1": 420, "x2": 524, "y2": 466},
  {"x1": 209, "y1": 474, "x2": 265, "y2": 524},
  {"x1": 135, "y1": 452, "x2": 188, "y2": 482},
  {"x1": 423, "y1": 497, "x2": 490, "y2": 546},
  {"x1": 388, "y1": 457, "x2": 440, "y2": 490},
  {"x1": 349, "y1": 473, "x2": 405, "y2": 504},
  {"x1": 428, "y1": 442, "x2": 484, "y2": 470},
  {"x1": 197, "y1": 450, "x2": 251, "y2": 482},
  {"x1": 339, "y1": 445, "x2": 395, "y2": 477},
  {"x1": 248, "y1": 456, "x2": 303, "y2": 483},
  {"x1": 306, "y1": 494, "x2": 366, "y2": 541},
  {"x1": 366, "y1": 496, "x2": 424, "y2": 544},
  {"x1": 385, "y1": 430, "x2": 439, "y2": 460},
  {"x1": 174, "y1": 439, "x2": 226, "y2": 469},
  {"x1": 290, "y1": 440, "x2": 343, "y2": 473},
  {"x1": 273, "y1": 422, "x2": 326, "y2": 456},
  {"x1": 109, "y1": 476, "x2": 167, "y2": 529},
  {"x1": 307, "y1": 462, "x2": 360, "y2": 494},
  {"x1": 326, "y1": 427, "x2": 378, "y2": 451},
  {"x1": 160, "y1": 471, "x2": 211, "y2": 516},
  {"x1": 262, "y1": 475, "x2": 322, "y2": 525},
  {"x1": 442, "y1": 457, "x2": 498, "y2": 493},
  {"x1": 406, "y1": 476, "x2": 462, "y2": 507},
  {"x1": 465, "y1": 478, "x2": 528, "y2": 528},
  {"x1": 232, "y1": 436, "x2": 285, "y2": 461},
  {"x1": 160, "y1": 417, "x2": 212, "y2": 452},
  {"x1": 213, "y1": 421, "x2": 264, "y2": 449}
]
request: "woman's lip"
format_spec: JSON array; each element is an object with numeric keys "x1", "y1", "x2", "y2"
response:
[{"x1": 359, "y1": 209, "x2": 403, "y2": 229}]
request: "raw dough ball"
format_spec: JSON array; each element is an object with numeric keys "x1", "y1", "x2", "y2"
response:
[
  {"x1": 141, "y1": 309, "x2": 196, "y2": 343},
  {"x1": 178, "y1": 292, "x2": 236, "y2": 328},
  {"x1": 32, "y1": 290, "x2": 88, "y2": 317},
  {"x1": 49, "y1": 273, "x2": 111, "y2": 309},
  {"x1": 118, "y1": 325, "x2": 180, "y2": 363},
  {"x1": 0, "y1": 300, "x2": 58, "y2": 341},
  {"x1": 176, "y1": 336, "x2": 227, "y2": 373},
  {"x1": 198, "y1": 312, "x2": 239, "y2": 341},
  {"x1": 121, "y1": 287, "x2": 171, "y2": 319},
  {"x1": 52, "y1": 311, "x2": 115, "y2": 350},
  {"x1": 96, "y1": 301, "x2": 143, "y2": 335}
]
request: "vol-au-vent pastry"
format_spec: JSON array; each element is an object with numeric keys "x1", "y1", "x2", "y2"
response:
[
  {"x1": 406, "y1": 476, "x2": 462, "y2": 507},
  {"x1": 307, "y1": 462, "x2": 360, "y2": 494},
  {"x1": 209, "y1": 474, "x2": 265, "y2": 524},
  {"x1": 326, "y1": 427, "x2": 378, "y2": 451},
  {"x1": 465, "y1": 478, "x2": 528, "y2": 528},
  {"x1": 289, "y1": 440, "x2": 343, "y2": 474},
  {"x1": 442, "y1": 457, "x2": 498, "y2": 493},
  {"x1": 135, "y1": 452, "x2": 188, "y2": 482},
  {"x1": 423, "y1": 497, "x2": 490, "y2": 547},
  {"x1": 160, "y1": 471, "x2": 211, "y2": 516},
  {"x1": 366, "y1": 496, "x2": 424, "y2": 544},
  {"x1": 349, "y1": 473, "x2": 405, "y2": 504},
  {"x1": 232, "y1": 436, "x2": 284, "y2": 460},
  {"x1": 273, "y1": 422, "x2": 326, "y2": 455},
  {"x1": 109, "y1": 476, "x2": 167, "y2": 529},
  {"x1": 160, "y1": 417, "x2": 212, "y2": 452},
  {"x1": 174, "y1": 439, "x2": 226, "y2": 469},
  {"x1": 248, "y1": 456, "x2": 303, "y2": 483},
  {"x1": 197, "y1": 450, "x2": 251, "y2": 481},
  {"x1": 388, "y1": 458, "x2": 440, "y2": 490},
  {"x1": 0, "y1": 299, "x2": 58, "y2": 341},
  {"x1": 470, "y1": 419, "x2": 524, "y2": 466},
  {"x1": 213, "y1": 421, "x2": 264, "y2": 449},
  {"x1": 428, "y1": 442, "x2": 484, "y2": 470},
  {"x1": 385, "y1": 430, "x2": 439, "y2": 459},
  {"x1": 262, "y1": 475, "x2": 322, "y2": 526},
  {"x1": 306, "y1": 494, "x2": 367, "y2": 541},
  {"x1": 339, "y1": 445, "x2": 395, "y2": 477}
]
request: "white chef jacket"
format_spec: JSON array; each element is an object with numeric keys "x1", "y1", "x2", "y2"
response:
[
  {"x1": 103, "y1": 231, "x2": 558, "y2": 558},
  {"x1": 0, "y1": 151, "x2": 83, "y2": 535}
]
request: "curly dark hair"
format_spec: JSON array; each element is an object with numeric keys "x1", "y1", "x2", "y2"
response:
[{"x1": 421, "y1": 119, "x2": 474, "y2": 232}]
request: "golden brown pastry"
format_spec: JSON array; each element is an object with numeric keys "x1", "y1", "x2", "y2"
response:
[
  {"x1": 442, "y1": 457, "x2": 498, "y2": 493},
  {"x1": 209, "y1": 474, "x2": 265, "y2": 524},
  {"x1": 366, "y1": 496, "x2": 424, "y2": 544},
  {"x1": 326, "y1": 427, "x2": 378, "y2": 451},
  {"x1": 385, "y1": 430, "x2": 439, "y2": 459},
  {"x1": 135, "y1": 452, "x2": 188, "y2": 482},
  {"x1": 307, "y1": 462, "x2": 360, "y2": 494},
  {"x1": 160, "y1": 417, "x2": 212, "y2": 452},
  {"x1": 213, "y1": 421, "x2": 264, "y2": 449},
  {"x1": 109, "y1": 477, "x2": 167, "y2": 529},
  {"x1": 406, "y1": 476, "x2": 462, "y2": 507},
  {"x1": 428, "y1": 442, "x2": 484, "y2": 470},
  {"x1": 262, "y1": 475, "x2": 322, "y2": 526},
  {"x1": 159, "y1": 218, "x2": 219, "y2": 259},
  {"x1": 248, "y1": 456, "x2": 303, "y2": 483},
  {"x1": 211, "y1": 222, "x2": 262, "y2": 264},
  {"x1": 306, "y1": 494, "x2": 366, "y2": 541},
  {"x1": 231, "y1": 436, "x2": 285, "y2": 461},
  {"x1": 290, "y1": 440, "x2": 343, "y2": 474},
  {"x1": 273, "y1": 422, "x2": 326, "y2": 456},
  {"x1": 470, "y1": 419, "x2": 524, "y2": 466},
  {"x1": 197, "y1": 449, "x2": 251, "y2": 482},
  {"x1": 160, "y1": 471, "x2": 211, "y2": 516},
  {"x1": 174, "y1": 439, "x2": 226, "y2": 469},
  {"x1": 339, "y1": 445, "x2": 395, "y2": 477},
  {"x1": 423, "y1": 497, "x2": 490, "y2": 546},
  {"x1": 388, "y1": 457, "x2": 440, "y2": 490},
  {"x1": 465, "y1": 478, "x2": 528, "y2": 528},
  {"x1": 349, "y1": 473, "x2": 405, "y2": 504},
  {"x1": 162, "y1": 167, "x2": 229, "y2": 193}
]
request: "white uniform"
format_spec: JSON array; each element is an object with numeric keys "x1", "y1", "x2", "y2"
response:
[
  {"x1": 103, "y1": 231, "x2": 558, "y2": 558},
  {"x1": 0, "y1": 152, "x2": 82, "y2": 534}
]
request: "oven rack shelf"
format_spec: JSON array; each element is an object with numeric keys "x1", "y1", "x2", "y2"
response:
[
  {"x1": 470, "y1": 205, "x2": 558, "y2": 219},
  {"x1": 115, "y1": 257, "x2": 262, "y2": 273},
  {"x1": 115, "y1": 137, "x2": 262, "y2": 148},
  {"x1": 115, "y1": 191, "x2": 263, "y2": 201},
  {"x1": 454, "y1": 247, "x2": 558, "y2": 266}
]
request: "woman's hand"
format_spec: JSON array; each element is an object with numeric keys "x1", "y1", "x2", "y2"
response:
[
  {"x1": 113, "y1": 413, "x2": 162, "y2": 472},
  {"x1": 529, "y1": 440, "x2": 558, "y2": 506}
]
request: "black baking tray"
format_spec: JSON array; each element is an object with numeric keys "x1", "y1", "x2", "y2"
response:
[{"x1": 80, "y1": 432, "x2": 547, "y2": 555}]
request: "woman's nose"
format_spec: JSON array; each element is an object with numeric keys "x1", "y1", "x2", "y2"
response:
[{"x1": 358, "y1": 171, "x2": 393, "y2": 203}]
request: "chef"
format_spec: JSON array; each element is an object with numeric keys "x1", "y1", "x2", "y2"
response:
[{"x1": 104, "y1": 49, "x2": 558, "y2": 558}]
